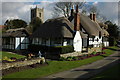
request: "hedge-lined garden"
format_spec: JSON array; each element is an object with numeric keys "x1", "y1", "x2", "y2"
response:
[{"x1": 2, "y1": 46, "x2": 119, "y2": 79}]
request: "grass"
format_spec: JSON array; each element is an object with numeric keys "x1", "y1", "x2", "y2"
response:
[
  {"x1": 90, "y1": 64, "x2": 120, "y2": 80},
  {"x1": 2, "y1": 46, "x2": 119, "y2": 79},
  {"x1": 0, "y1": 51, "x2": 26, "y2": 59}
]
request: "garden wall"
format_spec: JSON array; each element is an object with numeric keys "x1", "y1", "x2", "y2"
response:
[
  {"x1": 60, "y1": 52, "x2": 82, "y2": 58},
  {"x1": 88, "y1": 47, "x2": 102, "y2": 53},
  {"x1": 1, "y1": 57, "x2": 45, "y2": 70}
]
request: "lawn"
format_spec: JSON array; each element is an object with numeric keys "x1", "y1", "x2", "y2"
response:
[
  {"x1": 0, "y1": 51, "x2": 26, "y2": 59},
  {"x1": 2, "y1": 46, "x2": 119, "y2": 79},
  {"x1": 90, "y1": 64, "x2": 120, "y2": 80}
]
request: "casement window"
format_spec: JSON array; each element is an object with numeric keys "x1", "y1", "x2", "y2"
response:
[
  {"x1": 53, "y1": 38, "x2": 62, "y2": 44},
  {"x1": 42, "y1": 38, "x2": 48, "y2": 45},
  {"x1": 6, "y1": 38, "x2": 10, "y2": 45}
]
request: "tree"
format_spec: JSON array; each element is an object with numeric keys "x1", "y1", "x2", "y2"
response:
[
  {"x1": 52, "y1": 2, "x2": 85, "y2": 18},
  {"x1": 105, "y1": 21, "x2": 120, "y2": 39},
  {"x1": 4, "y1": 19, "x2": 27, "y2": 30},
  {"x1": 29, "y1": 17, "x2": 43, "y2": 32},
  {"x1": 89, "y1": 5, "x2": 97, "y2": 13}
]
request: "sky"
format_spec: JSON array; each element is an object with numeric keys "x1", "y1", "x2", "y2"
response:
[{"x1": 0, "y1": 0, "x2": 119, "y2": 26}]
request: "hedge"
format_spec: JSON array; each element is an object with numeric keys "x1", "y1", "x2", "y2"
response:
[{"x1": 28, "y1": 45, "x2": 74, "y2": 54}]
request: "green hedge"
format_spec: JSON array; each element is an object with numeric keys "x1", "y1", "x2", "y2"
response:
[{"x1": 28, "y1": 45, "x2": 74, "y2": 54}]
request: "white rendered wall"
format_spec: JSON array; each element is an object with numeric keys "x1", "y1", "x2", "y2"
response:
[
  {"x1": 103, "y1": 41, "x2": 109, "y2": 47},
  {"x1": 21, "y1": 37, "x2": 25, "y2": 49},
  {"x1": 15, "y1": 37, "x2": 20, "y2": 49},
  {"x1": 73, "y1": 31, "x2": 82, "y2": 52}
]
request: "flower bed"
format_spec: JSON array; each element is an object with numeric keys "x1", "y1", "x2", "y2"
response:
[
  {"x1": 59, "y1": 52, "x2": 106, "y2": 61},
  {"x1": 2, "y1": 62, "x2": 48, "y2": 76}
]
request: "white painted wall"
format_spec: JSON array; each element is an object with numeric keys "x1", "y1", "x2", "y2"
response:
[
  {"x1": 21, "y1": 37, "x2": 25, "y2": 49},
  {"x1": 63, "y1": 41, "x2": 67, "y2": 46},
  {"x1": 15, "y1": 37, "x2": 20, "y2": 49},
  {"x1": 103, "y1": 41, "x2": 109, "y2": 47},
  {"x1": 73, "y1": 31, "x2": 82, "y2": 52},
  {"x1": 15, "y1": 37, "x2": 29, "y2": 50}
]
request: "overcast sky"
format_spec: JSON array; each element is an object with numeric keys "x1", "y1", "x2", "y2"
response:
[{"x1": 1, "y1": 0, "x2": 119, "y2": 26}]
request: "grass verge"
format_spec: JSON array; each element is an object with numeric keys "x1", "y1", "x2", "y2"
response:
[{"x1": 2, "y1": 46, "x2": 119, "y2": 79}]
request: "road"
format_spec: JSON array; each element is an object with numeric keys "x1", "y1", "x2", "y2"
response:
[{"x1": 44, "y1": 49, "x2": 120, "y2": 80}]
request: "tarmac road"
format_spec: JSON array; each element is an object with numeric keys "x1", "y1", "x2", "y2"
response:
[{"x1": 44, "y1": 49, "x2": 120, "y2": 80}]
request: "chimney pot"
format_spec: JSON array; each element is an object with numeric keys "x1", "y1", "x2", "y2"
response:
[
  {"x1": 90, "y1": 13, "x2": 93, "y2": 20},
  {"x1": 76, "y1": 5, "x2": 79, "y2": 13},
  {"x1": 93, "y1": 13, "x2": 96, "y2": 21},
  {"x1": 71, "y1": 8, "x2": 74, "y2": 16}
]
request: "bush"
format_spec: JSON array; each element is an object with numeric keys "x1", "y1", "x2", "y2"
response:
[
  {"x1": 28, "y1": 45, "x2": 74, "y2": 54},
  {"x1": 28, "y1": 45, "x2": 48, "y2": 53},
  {"x1": 72, "y1": 56, "x2": 78, "y2": 60},
  {"x1": 40, "y1": 60, "x2": 45, "y2": 64},
  {"x1": 59, "y1": 57, "x2": 66, "y2": 61},
  {"x1": 66, "y1": 56, "x2": 73, "y2": 61},
  {"x1": 10, "y1": 57, "x2": 17, "y2": 60},
  {"x1": 91, "y1": 51, "x2": 97, "y2": 55}
]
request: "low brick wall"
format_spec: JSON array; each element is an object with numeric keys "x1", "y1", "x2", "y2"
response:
[
  {"x1": 60, "y1": 52, "x2": 82, "y2": 58},
  {"x1": 88, "y1": 47, "x2": 102, "y2": 54},
  {"x1": 60, "y1": 47, "x2": 102, "y2": 58},
  {"x1": 1, "y1": 57, "x2": 45, "y2": 70}
]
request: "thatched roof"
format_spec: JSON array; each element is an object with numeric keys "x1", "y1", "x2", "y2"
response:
[
  {"x1": 31, "y1": 17, "x2": 87, "y2": 38},
  {"x1": 2, "y1": 28, "x2": 29, "y2": 37},
  {"x1": 80, "y1": 13, "x2": 100, "y2": 36},
  {"x1": 98, "y1": 22, "x2": 108, "y2": 29},
  {"x1": 102, "y1": 29, "x2": 109, "y2": 36},
  {"x1": 70, "y1": 13, "x2": 109, "y2": 37}
]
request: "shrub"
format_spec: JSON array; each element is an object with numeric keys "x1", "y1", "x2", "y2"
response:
[
  {"x1": 72, "y1": 56, "x2": 78, "y2": 60},
  {"x1": 10, "y1": 57, "x2": 17, "y2": 60},
  {"x1": 66, "y1": 56, "x2": 73, "y2": 61},
  {"x1": 28, "y1": 45, "x2": 48, "y2": 53},
  {"x1": 28, "y1": 45, "x2": 74, "y2": 54},
  {"x1": 91, "y1": 51, "x2": 97, "y2": 55},
  {"x1": 40, "y1": 60, "x2": 45, "y2": 64},
  {"x1": 59, "y1": 57, "x2": 66, "y2": 61}
]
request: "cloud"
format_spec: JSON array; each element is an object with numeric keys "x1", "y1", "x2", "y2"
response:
[
  {"x1": 96, "y1": 2, "x2": 118, "y2": 24},
  {"x1": 1, "y1": 1, "x2": 119, "y2": 26},
  {"x1": 2, "y1": 2, "x2": 31, "y2": 24},
  {"x1": 2, "y1": 2, "x2": 55, "y2": 24},
  {"x1": 86, "y1": 0, "x2": 119, "y2": 2},
  {"x1": 2, "y1": 0, "x2": 34, "y2": 2},
  {"x1": 93, "y1": 1, "x2": 98, "y2": 5}
]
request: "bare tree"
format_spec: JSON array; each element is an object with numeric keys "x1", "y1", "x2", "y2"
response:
[
  {"x1": 89, "y1": 5, "x2": 101, "y2": 19},
  {"x1": 52, "y1": 2, "x2": 85, "y2": 18},
  {"x1": 89, "y1": 5, "x2": 97, "y2": 13}
]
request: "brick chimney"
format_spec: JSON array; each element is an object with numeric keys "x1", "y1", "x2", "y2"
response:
[
  {"x1": 93, "y1": 13, "x2": 96, "y2": 21},
  {"x1": 74, "y1": 5, "x2": 80, "y2": 31},
  {"x1": 90, "y1": 13, "x2": 93, "y2": 20}
]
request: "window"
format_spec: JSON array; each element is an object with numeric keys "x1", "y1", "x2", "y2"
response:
[
  {"x1": 39, "y1": 13, "x2": 41, "y2": 17},
  {"x1": 33, "y1": 38, "x2": 39, "y2": 44},
  {"x1": 42, "y1": 38, "x2": 47, "y2": 45},
  {"x1": 6, "y1": 38, "x2": 10, "y2": 45},
  {"x1": 54, "y1": 38, "x2": 61, "y2": 44}
]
